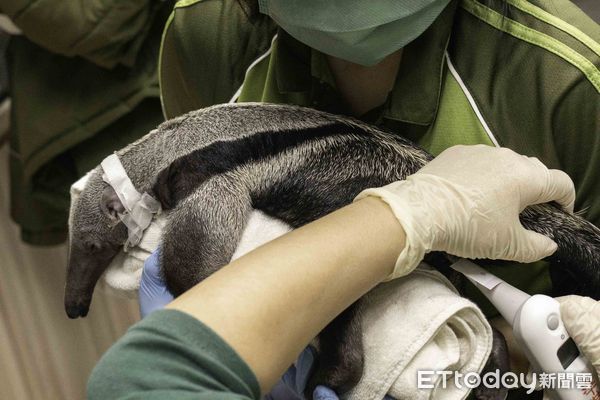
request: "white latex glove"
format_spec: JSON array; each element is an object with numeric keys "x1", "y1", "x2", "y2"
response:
[
  {"x1": 356, "y1": 145, "x2": 575, "y2": 280},
  {"x1": 558, "y1": 296, "x2": 600, "y2": 376}
]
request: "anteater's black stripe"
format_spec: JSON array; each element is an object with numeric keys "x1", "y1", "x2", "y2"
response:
[{"x1": 153, "y1": 121, "x2": 372, "y2": 208}]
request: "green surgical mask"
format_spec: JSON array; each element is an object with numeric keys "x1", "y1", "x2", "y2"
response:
[{"x1": 258, "y1": 0, "x2": 452, "y2": 66}]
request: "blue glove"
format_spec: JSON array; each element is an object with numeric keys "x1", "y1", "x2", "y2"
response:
[
  {"x1": 265, "y1": 346, "x2": 339, "y2": 400},
  {"x1": 139, "y1": 249, "x2": 174, "y2": 318},
  {"x1": 313, "y1": 386, "x2": 339, "y2": 400}
]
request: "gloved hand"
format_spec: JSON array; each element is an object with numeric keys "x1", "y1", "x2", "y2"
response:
[
  {"x1": 558, "y1": 295, "x2": 600, "y2": 376},
  {"x1": 138, "y1": 250, "x2": 174, "y2": 318},
  {"x1": 356, "y1": 145, "x2": 576, "y2": 280}
]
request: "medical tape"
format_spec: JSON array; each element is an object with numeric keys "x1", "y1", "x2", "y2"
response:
[{"x1": 101, "y1": 154, "x2": 161, "y2": 249}]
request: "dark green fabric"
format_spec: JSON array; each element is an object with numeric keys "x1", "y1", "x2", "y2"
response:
[
  {"x1": 10, "y1": 98, "x2": 163, "y2": 245},
  {"x1": 2, "y1": 0, "x2": 162, "y2": 69},
  {"x1": 4, "y1": 0, "x2": 173, "y2": 244},
  {"x1": 485, "y1": 0, "x2": 599, "y2": 65},
  {"x1": 159, "y1": 0, "x2": 278, "y2": 118},
  {"x1": 87, "y1": 309, "x2": 260, "y2": 400},
  {"x1": 508, "y1": 0, "x2": 600, "y2": 62},
  {"x1": 448, "y1": 0, "x2": 600, "y2": 226}
]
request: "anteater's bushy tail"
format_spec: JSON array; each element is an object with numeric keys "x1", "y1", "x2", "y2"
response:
[{"x1": 521, "y1": 203, "x2": 600, "y2": 299}]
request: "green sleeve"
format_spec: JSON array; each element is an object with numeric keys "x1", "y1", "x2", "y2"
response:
[
  {"x1": 159, "y1": 0, "x2": 277, "y2": 119},
  {"x1": 1, "y1": 0, "x2": 162, "y2": 68},
  {"x1": 87, "y1": 309, "x2": 260, "y2": 400},
  {"x1": 552, "y1": 77, "x2": 600, "y2": 228}
]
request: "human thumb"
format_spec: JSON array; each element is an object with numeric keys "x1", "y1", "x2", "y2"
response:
[
  {"x1": 560, "y1": 296, "x2": 600, "y2": 374},
  {"x1": 139, "y1": 249, "x2": 174, "y2": 318},
  {"x1": 313, "y1": 386, "x2": 339, "y2": 400},
  {"x1": 513, "y1": 229, "x2": 558, "y2": 263}
]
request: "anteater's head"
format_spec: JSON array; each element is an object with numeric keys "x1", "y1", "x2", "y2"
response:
[{"x1": 65, "y1": 170, "x2": 128, "y2": 319}]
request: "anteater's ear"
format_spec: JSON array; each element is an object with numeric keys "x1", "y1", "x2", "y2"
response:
[{"x1": 100, "y1": 186, "x2": 125, "y2": 222}]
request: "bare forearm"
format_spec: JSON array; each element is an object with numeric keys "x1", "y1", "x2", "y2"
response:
[{"x1": 166, "y1": 197, "x2": 405, "y2": 393}]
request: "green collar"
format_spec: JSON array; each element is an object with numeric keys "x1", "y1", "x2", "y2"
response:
[{"x1": 274, "y1": 0, "x2": 458, "y2": 126}]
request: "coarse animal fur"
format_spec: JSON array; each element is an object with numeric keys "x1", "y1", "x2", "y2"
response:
[{"x1": 66, "y1": 103, "x2": 600, "y2": 398}]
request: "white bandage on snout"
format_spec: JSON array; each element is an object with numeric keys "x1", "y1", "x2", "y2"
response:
[{"x1": 101, "y1": 154, "x2": 161, "y2": 249}]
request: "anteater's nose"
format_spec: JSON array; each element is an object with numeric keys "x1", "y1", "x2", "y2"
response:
[{"x1": 65, "y1": 302, "x2": 90, "y2": 319}]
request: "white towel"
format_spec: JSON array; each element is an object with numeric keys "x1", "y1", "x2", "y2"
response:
[
  {"x1": 100, "y1": 215, "x2": 166, "y2": 298},
  {"x1": 98, "y1": 210, "x2": 292, "y2": 298},
  {"x1": 346, "y1": 265, "x2": 492, "y2": 400}
]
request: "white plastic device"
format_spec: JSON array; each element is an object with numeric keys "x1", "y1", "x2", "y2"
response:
[{"x1": 449, "y1": 259, "x2": 596, "y2": 400}]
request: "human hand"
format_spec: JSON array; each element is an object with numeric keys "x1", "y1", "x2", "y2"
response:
[
  {"x1": 356, "y1": 145, "x2": 576, "y2": 279},
  {"x1": 558, "y1": 295, "x2": 600, "y2": 376},
  {"x1": 138, "y1": 249, "x2": 174, "y2": 318}
]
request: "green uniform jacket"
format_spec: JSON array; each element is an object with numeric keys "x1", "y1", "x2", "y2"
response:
[
  {"x1": 158, "y1": 0, "x2": 600, "y2": 316},
  {"x1": 2, "y1": 0, "x2": 173, "y2": 244},
  {"x1": 88, "y1": 310, "x2": 261, "y2": 399}
]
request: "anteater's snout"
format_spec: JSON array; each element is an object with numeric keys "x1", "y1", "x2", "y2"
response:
[
  {"x1": 64, "y1": 252, "x2": 114, "y2": 319},
  {"x1": 65, "y1": 299, "x2": 91, "y2": 319}
]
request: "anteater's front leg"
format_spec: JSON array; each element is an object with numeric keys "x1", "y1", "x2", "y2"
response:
[
  {"x1": 306, "y1": 301, "x2": 364, "y2": 397},
  {"x1": 159, "y1": 176, "x2": 253, "y2": 296}
]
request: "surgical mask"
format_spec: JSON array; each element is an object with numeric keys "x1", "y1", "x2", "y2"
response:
[{"x1": 258, "y1": 0, "x2": 451, "y2": 66}]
